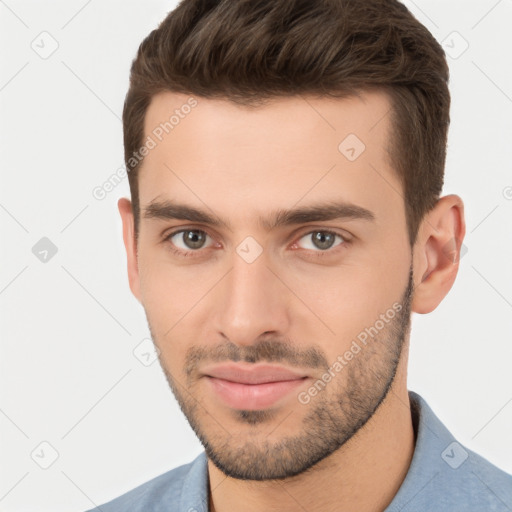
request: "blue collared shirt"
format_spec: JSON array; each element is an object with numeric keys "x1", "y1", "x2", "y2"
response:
[{"x1": 87, "y1": 391, "x2": 512, "y2": 511}]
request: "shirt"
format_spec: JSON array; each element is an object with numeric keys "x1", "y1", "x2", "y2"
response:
[{"x1": 86, "y1": 390, "x2": 512, "y2": 511}]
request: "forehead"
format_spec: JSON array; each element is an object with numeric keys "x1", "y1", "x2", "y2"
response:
[
  {"x1": 142, "y1": 90, "x2": 393, "y2": 155},
  {"x1": 138, "y1": 90, "x2": 402, "y2": 231}
]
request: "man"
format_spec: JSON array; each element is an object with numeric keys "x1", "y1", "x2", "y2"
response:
[{"x1": 88, "y1": 0, "x2": 512, "y2": 510}]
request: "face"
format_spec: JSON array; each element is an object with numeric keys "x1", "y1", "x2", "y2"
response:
[{"x1": 125, "y1": 90, "x2": 415, "y2": 480}]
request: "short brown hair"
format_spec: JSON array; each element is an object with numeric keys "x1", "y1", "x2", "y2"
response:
[{"x1": 123, "y1": 0, "x2": 450, "y2": 245}]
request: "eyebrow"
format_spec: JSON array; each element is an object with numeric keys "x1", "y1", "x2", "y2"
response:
[{"x1": 142, "y1": 199, "x2": 375, "y2": 231}]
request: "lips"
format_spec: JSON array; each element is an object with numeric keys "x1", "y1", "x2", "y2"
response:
[
  {"x1": 202, "y1": 363, "x2": 309, "y2": 410},
  {"x1": 202, "y1": 363, "x2": 307, "y2": 384}
]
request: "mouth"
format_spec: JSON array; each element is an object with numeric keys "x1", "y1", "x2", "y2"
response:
[{"x1": 201, "y1": 362, "x2": 310, "y2": 410}]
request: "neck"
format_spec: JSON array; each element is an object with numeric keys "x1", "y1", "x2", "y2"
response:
[{"x1": 207, "y1": 352, "x2": 415, "y2": 512}]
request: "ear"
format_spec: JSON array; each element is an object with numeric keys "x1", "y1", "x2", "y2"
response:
[
  {"x1": 411, "y1": 194, "x2": 466, "y2": 314},
  {"x1": 118, "y1": 197, "x2": 142, "y2": 303}
]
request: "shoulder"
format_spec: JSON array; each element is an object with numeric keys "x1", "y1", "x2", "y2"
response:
[
  {"x1": 388, "y1": 391, "x2": 512, "y2": 511},
  {"x1": 461, "y1": 446, "x2": 512, "y2": 505},
  {"x1": 84, "y1": 452, "x2": 208, "y2": 512},
  {"x1": 407, "y1": 443, "x2": 512, "y2": 511}
]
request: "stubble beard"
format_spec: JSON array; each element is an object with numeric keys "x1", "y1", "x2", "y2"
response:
[{"x1": 151, "y1": 268, "x2": 414, "y2": 481}]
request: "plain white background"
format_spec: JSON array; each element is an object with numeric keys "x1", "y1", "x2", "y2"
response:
[{"x1": 1, "y1": 0, "x2": 511, "y2": 510}]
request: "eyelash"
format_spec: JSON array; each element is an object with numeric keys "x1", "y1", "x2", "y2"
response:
[{"x1": 162, "y1": 228, "x2": 350, "y2": 260}]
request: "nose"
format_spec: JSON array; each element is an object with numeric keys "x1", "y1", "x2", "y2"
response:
[{"x1": 213, "y1": 247, "x2": 291, "y2": 347}]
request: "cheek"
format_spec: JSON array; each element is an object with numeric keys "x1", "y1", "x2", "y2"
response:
[
  {"x1": 138, "y1": 273, "x2": 190, "y2": 378},
  {"x1": 137, "y1": 252, "x2": 215, "y2": 368},
  {"x1": 283, "y1": 257, "x2": 406, "y2": 356},
  {"x1": 306, "y1": 274, "x2": 383, "y2": 350},
  {"x1": 137, "y1": 245, "x2": 207, "y2": 320}
]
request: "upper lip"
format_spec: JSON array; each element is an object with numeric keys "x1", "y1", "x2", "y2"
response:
[{"x1": 202, "y1": 363, "x2": 308, "y2": 385}]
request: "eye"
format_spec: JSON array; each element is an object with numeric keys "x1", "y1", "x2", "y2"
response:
[
  {"x1": 293, "y1": 230, "x2": 346, "y2": 252},
  {"x1": 164, "y1": 229, "x2": 214, "y2": 254},
  {"x1": 163, "y1": 227, "x2": 349, "y2": 259}
]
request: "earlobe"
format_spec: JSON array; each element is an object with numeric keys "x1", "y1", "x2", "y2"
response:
[
  {"x1": 118, "y1": 197, "x2": 142, "y2": 303},
  {"x1": 411, "y1": 194, "x2": 466, "y2": 314}
]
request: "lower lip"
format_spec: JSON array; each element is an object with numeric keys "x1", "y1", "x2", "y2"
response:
[{"x1": 205, "y1": 376, "x2": 308, "y2": 410}]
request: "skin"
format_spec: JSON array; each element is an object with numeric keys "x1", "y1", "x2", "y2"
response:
[{"x1": 119, "y1": 90, "x2": 465, "y2": 512}]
